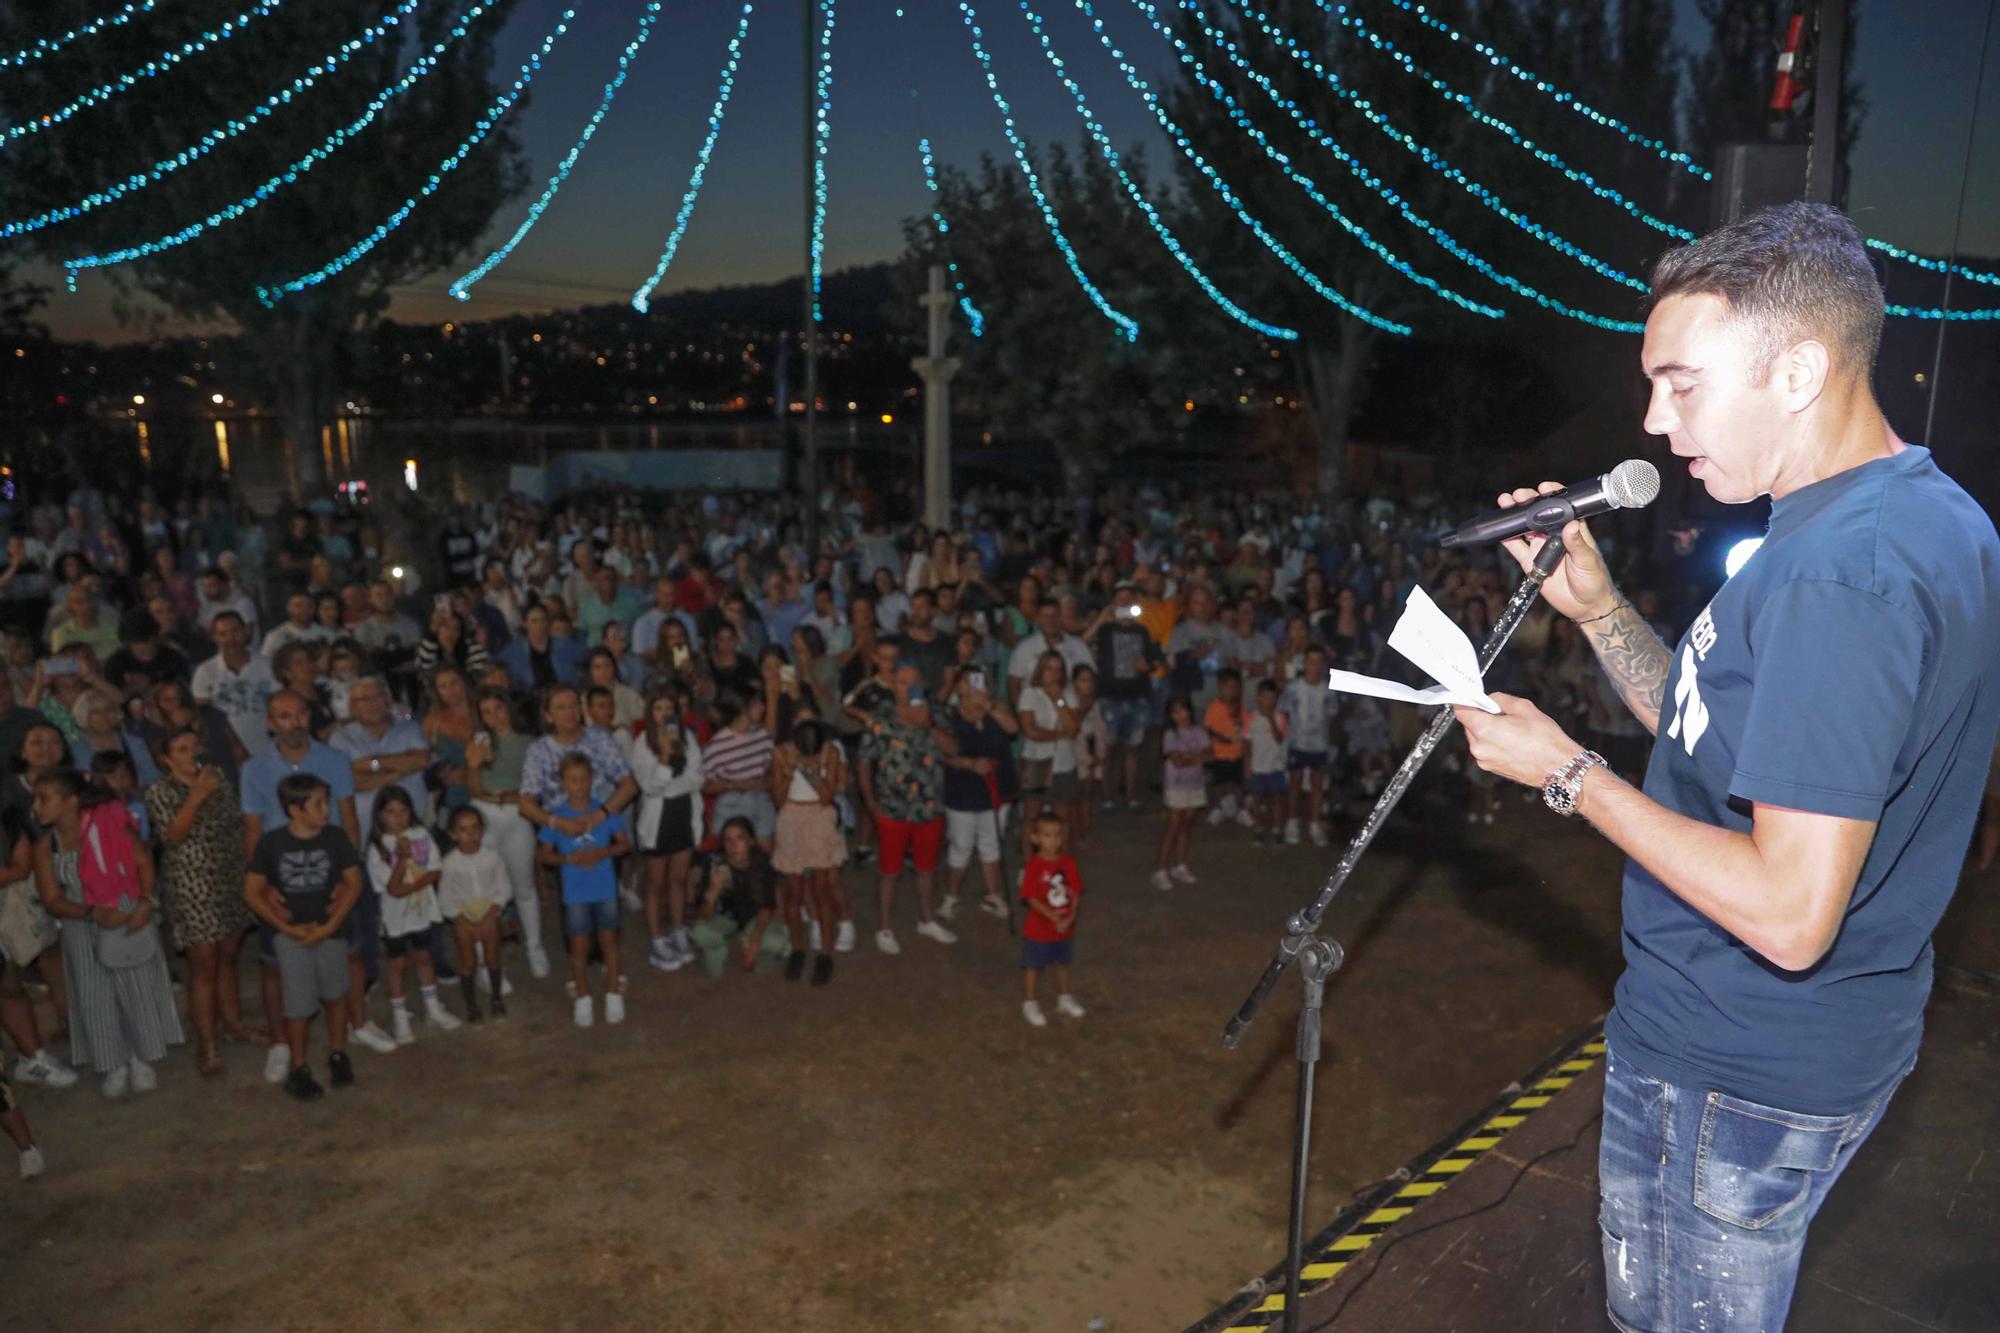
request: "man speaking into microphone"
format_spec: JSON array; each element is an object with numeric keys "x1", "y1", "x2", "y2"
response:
[{"x1": 1452, "y1": 202, "x2": 2000, "y2": 1331}]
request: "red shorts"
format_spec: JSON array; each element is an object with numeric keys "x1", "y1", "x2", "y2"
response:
[{"x1": 876, "y1": 816, "x2": 943, "y2": 875}]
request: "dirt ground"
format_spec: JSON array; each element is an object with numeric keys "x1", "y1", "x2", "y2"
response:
[{"x1": 6, "y1": 781, "x2": 1663, "y2": 1332}]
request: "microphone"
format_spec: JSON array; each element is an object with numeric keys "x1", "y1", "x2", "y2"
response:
[{"x1": 1439, "y1": 459, "x2": 1661, "y2": 548}]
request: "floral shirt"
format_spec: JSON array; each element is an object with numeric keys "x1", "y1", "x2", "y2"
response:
[
  {"x1": 521, "y1": 725, "x2": 633, "y2": 809},
  {"x1": 862, "y1": 713, "x2": 943, "y2": 824}
]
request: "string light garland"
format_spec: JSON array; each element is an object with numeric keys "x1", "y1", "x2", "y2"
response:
[
  {"x1": 1866, "y1": 239, "x2": 2000, "y2": 293},
  {"x1": 917, "y1": 137, "x2": 985, "y2": 337},
  {"x1": 1332, "y1": 4, "x2": 1695, "y2": 242},
  {"x1": 5, "y1": 0, "x2": 288, "y2": 149},
  {"x1": 1117, "y1": 0, "x2": 1641, "y2": 331},
  {"x1": 1375, "y1": 0, "x2": 1710, "y2": 181},
  {"x1": 955, "y1": 0, "x2": 1139, "y2": 341},
  {"x1": 809, "y1": 0, "x2": 836, "y2": 322},
  {"x1": 1016, "y1": 0, "x2": 1297, "y2": 340},
  {"x1": 630, "y1": 2, "x2": 755, "y2": 314},
  {"x1": 1884, "y1": 302, "x2": 2000, "y2": 321},
  {"x1": 1100, "y1": 0, "x2": 1502, "y2": 321},
  {"x1": 4, "y1": 0, "x2": 424, "y2": 240},
  {"x1": 450, "y1": 0, "x2": 662, "y2": 301},
  {"x1": 1208, "y1": 0, "x2": 1649, "y2": 294},
  {"x1": 0, "y1": 1, "x2": 161, "y2": 74},
  {"x1": 255, "y1": 12, "x2": 574, "y2": 305},
  {"x1": 61, "y1": 0, "x2": 505, "y2": 283}
]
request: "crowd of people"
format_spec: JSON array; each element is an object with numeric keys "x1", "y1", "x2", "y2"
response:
[{"x1": 0, "y1": 475, "x2": 1685, "y2": 1175}]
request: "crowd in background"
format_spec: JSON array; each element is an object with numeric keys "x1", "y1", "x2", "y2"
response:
[{"x1": 0, "y1": 471, "x2": 1692, "y2": 1175}]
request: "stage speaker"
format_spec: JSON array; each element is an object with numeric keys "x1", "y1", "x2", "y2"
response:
[{"x1": 1710, "y1": 143, "x2": 1809, "y2": 229}]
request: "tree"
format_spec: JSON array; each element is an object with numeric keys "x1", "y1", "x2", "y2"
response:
[{"x1": 0, "y1": 0, "x2": 531, "y2": 493}]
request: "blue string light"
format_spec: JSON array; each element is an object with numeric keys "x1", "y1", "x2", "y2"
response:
[
  {"x1": 630, "y1": 2, "x2": 755, "y2": 314},
  {"x1": 450, "y1": 1, "x2": 662, "y2": 301},
  {"x1": 1208, "y1": 0, "x2": 1650, "y2": 294},
  {"x1": 61, "y1": 0, "x2": 505, "y2": 283},
  {"x1": 1331, "y1": 4, "x2": 1695, "y2": 242},
  {"x1": 1117, "y1": 0, "x2": 1641, "y2": 331},
  {"x1": 955, "y1": 0, "x2": 1139, "y2": 341},
  {"x1": 1884, "y1": 303, "x2": 2000, "y2": 321},
  {"x1": 4, "y1": 0, "x2": 423, "y2": 240},
  {"x1": 1376, "y1": 0, "x2": 1710, "y2": 181},
  {"x1": 1098, "y1": 0, "x2": 1502, "y2": 322},
  {"x1": 0, "y1": 1, "x2": 161, "y2": 73},
  {"x1": 1866, "y1": 239, "x2": 2000, "y2": 293},
  {"x1": 1016, "y1": 0, "x2": 1298, "y2": 340},
  {"x1": 256, "y1": 12, "x2": 574, "y2": 305},
  {"x1": 810, "y1": 0, "x2": 835, "y2": 323},
  {"x1": 5, "y1": 0, "x2": 288, "y2": 149},
  {"x1": 917, "y1": 137, "x2": 985, "y2": 337}
]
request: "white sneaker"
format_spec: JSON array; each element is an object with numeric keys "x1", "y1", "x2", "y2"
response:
[
  {"x1": 1284, "y1": 818, "x2": 1302, "y2": 846},
  {"x1": 978, "y1": 896, "x2": 1010, "y2": 919},
  {"x1": 1218, "y1": 794, "x2": 1239, "y2": 817},
  {"x1": 526, "y1": 943, "x2": 551, "y2": 979},
  {"x1": 1235, "y1": 808, "x2": 1257, "y2": 829},
  {"x1": 809, "y1": 919, "x2": 824, "y2": 952},
  {"x1": 618, "y1": 886, "x2": 642, "y2": 913},
  {"x1": 424, "y1": 999, "x2": 464, "y2": 1031},
  {"x1": 101, "y1": 1065, "x2": 129, "y2": 1100},
  {"x1": 352, "y1": 1021, "x2": 399, "y2": 1054},
  {"x1": 263, "y1": 1043, "x2": 292, "y2": 1084},
  {"x1": 573, "y1": 995, "x2": 594, "y2": 1028},
  {"x1": 936, "y1": 893, "x2": 959, "y2": 921},
  {"x1": 12, "y1": 1049, "x2": 77, "y2": 1089},
  {"x1": 1467, "y1": 810, "x2": 1480, "y2": 824},
  {"x1": 1206, "y1": 806, "x2": 1227, "y2": 827},
  {"x1": 128, "y1": 1057, "x2": 157, "y2": 1093},
  {"x1": 1170, "y1": 863, "x2": 1197, "y2": 884},
  {"x1": 604, "y1": 990, "x2": 625, "y2": 1025},
  {"x1": 875, "y1": 928, "x2": 901, "y2": 955},
  {"x1": 1126, "y1": 798, "x2": 1141, "y2": 813},
  {"x1": 1482, "y1": 811, "x2": 1495, "y2": 825},
  {"x1": 474, "y1": 969, "x2": 515, "y2": 995},
  {"x1": 670, "y1": 928, "x2": 695, "y2": 963},
  {"x1": 1021, "y1": 1000, "x2": 1048, "y2": 1028},
  {"x1": 916, "y1": 919, "x2": 957, "y2": 946},
  {"x1": 1056, "y1": 994, "x2": 1086, "y2": 1019},
  {"x1": 834, "y1": 920, "x2": 856, "y2": 953},
  {"x1": 1308, "y1": 821, "x2": 1328, "y2": 847},
  {"x1": 19, "y1": 1145, "x2": 46, "y2": 1180},
  {"x1": 648, "y1": 936, "x2": 685, "y2": 973},
  {"x1": 391, "y1": 1008, "x2": 416, "y2": 1046},
  {"x1": 1151, "y1": 869, "x2": 1174, "y2": 892}
]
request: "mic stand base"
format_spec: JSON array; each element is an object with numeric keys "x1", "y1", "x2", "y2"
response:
[{"x1": 1280, "y1": 936, "x2": 1345, "y2": 1333}]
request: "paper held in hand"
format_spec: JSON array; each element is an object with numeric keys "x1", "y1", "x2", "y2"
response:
[{"x1": 1324, "y1": 587, "x2": 1501, "y2": 714}]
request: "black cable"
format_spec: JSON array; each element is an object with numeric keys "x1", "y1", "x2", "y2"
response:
[
  {"x1": 1922, "y1": 0, "x2": 1998, "y2": 445},
  {"x1": 1301, "y1": 1110, "x2": 1606, "y2": 1331}
]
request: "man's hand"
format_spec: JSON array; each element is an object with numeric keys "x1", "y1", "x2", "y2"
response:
[
  {"x1": 1451, "y1": 694, "x2": 1582, "y2": 790},
  {"x1": 1492, "y1": 483, "x2": 1618, "y2": 622}
]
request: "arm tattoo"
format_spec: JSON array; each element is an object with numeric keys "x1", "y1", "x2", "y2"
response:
[{"x1": 1587, "y1": 601, "x2": 1671, "y2": 735}]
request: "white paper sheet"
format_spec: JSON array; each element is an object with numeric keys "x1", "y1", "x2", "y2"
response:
[{"x1": 1325, "y1": 587, "x2": 1500, "y2": 713}]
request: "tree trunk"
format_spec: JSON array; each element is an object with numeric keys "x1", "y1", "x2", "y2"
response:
[
  {"x1": 1299, "y1": 320, "x2": 1374, "y2": 498},
  {"x1": 240, "y1": 302, "x2": 338, "y2": 500}
]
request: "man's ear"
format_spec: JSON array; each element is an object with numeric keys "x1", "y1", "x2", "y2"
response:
[{"x1": 1779, "y1": 337, "x2": 1833, "y2": 415}]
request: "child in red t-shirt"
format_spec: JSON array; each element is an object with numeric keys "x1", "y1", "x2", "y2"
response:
[{"x1": 1019, "y1": 811, "x2": 1086, "y2": 1028}]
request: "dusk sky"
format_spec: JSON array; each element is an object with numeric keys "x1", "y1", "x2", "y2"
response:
[{"x1": 24, "y1": 0, "x2": 2000, "y2": 343}]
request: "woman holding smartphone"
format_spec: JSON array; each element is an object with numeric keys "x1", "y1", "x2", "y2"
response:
[{"x1": 144, "y1": 726, "x2": 254, "y2": 1076}]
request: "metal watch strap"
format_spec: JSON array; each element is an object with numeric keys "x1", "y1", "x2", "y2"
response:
[{"x1": 1543, "y1": 749, "x2": 1606, "y2": 817}]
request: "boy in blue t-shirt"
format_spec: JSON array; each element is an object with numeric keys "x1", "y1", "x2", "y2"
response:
[{"x1": 536, "y1": 753, "x2": 632, "y2": 1029}]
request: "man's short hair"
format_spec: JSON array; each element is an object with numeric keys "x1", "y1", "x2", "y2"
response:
[
  {"x1": 1647, "y1": 201, "x2": 1884, "y2": 382},
  {"x1": 277, "y1": 772, "x2": 328, "y2": 816}
]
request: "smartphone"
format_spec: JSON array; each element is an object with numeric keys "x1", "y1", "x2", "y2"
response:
[
  {"x1": 41, "y1": 657, "x2": 78, "y2": 677},
  {"x1": 908, "y1": 685, "x2": 926, "y2": 704},
  {"x1": 434, "y1": 594, "x2": 452, "y2": 614},
  {"x1": 671, "y1": 644, "x2": 691, "y2": 668},
  {"x1": 1122, "y1": 605, "x2": 1143, "y2": 619},
  {"x1": 780, "y1": 663, "x2": 797, "y2": 685},
  {"x1": 965, "y1": 670, "x2": 987, "y2": 694}
]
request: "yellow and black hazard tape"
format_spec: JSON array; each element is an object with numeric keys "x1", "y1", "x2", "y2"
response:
[{"x1": 1185, "y1": 1023, "x2": 1609, "y2": 1333}]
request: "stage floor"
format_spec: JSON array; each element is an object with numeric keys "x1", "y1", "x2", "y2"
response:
[{"x1": 1193, "y1": 969, "x2": 2000, "y2": 1332}]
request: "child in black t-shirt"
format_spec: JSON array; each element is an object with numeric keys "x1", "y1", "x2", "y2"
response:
[{"x1": 245, "y1": 773, "x2": 365, "y2": 1102}]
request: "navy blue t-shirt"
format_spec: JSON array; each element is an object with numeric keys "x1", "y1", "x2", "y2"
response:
[{"x1": 1606, "y1": 446, "x2": 2000, "y2": 1114}]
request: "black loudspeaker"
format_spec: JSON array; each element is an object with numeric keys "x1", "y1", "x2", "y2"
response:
[{"x1": 1710, "y1": 143, "x2": 1809, "y2": 229}]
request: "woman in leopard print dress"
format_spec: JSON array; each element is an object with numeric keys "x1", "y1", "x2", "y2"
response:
[{"x1": 143, "y1": 725, "x2": 253, "y2": 1075}]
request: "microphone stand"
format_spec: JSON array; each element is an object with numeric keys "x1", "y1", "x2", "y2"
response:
[{"x1": 1225, "y1": 534, "x2": 1566, "y2": 1333}]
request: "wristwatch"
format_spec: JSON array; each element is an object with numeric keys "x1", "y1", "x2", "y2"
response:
[
  {"x1": 369, "y1": 757, "x2": 382, "y2": 775},
  {"x1": 1542, "y1": 750, "x2": 1606, "y2": 817}
]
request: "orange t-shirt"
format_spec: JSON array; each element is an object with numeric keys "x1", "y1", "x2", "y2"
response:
[{"x1": 1204, "y1": 698, "x2": 1245, "y2": 761}]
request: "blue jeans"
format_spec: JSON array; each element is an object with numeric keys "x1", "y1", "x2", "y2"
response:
[{"x1": 1598, "y1": 1042, "x2": 1912, "y2": 1332}]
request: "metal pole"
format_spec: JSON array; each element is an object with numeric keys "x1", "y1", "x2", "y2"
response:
[
  {"x1": 1923, "y1": 0, "x2": 1997, "y2": 445},
  {"x1": 802, "y1": 0, "x2": 820, "y2": 557},
  {"x1": 914, "y1": 264, "x2": 959, "y2": 530},
  {"x1": 1804, "y1": 0, "x2": 1846, "y2": 204}
]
